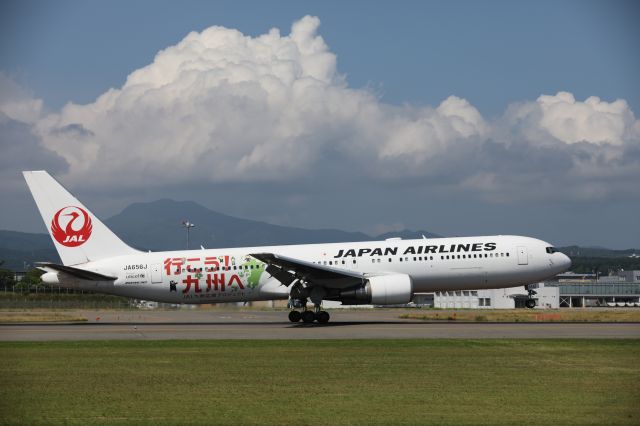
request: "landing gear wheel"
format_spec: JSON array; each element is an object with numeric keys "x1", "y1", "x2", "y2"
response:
[
  {"x1": 288, "y1": 310, "x2": 302, "y2": 323},
  {"x1": 316, "y1": 311, "x2": 330, "y2": 324},
  {"x1": 525, "y1": 299, "x2": 536, "y2": 309},
  {"x1": 301, "y1": 310, "x2": 316, "y2": 323}
]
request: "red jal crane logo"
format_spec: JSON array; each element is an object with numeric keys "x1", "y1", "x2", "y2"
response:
[{"x1": 51, "y1": 206, "x2": 93, "y2": 247}]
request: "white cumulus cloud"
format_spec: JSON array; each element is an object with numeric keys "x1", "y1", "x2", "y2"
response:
[
  {"x1": 506, "y1": 91, "x2": 639, "y2": 146},
  {"x1": 0, "y1": 73, "x2": 43, "y2": 124},
  {"x1": 33, "y1": 16, "x2": 492, "y2": 188},
  {"x1": 9, "y1": 15, "x2": 638, "y2": 202}
]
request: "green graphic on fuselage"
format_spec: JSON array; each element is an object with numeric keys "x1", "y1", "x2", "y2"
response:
[{"x1": 238, "y1": 256, "x2": 264, "y2": 289}]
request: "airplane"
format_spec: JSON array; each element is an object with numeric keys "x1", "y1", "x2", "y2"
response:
[{"x1": 23, "y1": 170, "x2": 571, "y2": 323}]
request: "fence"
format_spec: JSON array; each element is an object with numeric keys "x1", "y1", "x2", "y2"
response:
[{"x1": 0, "y1": 291, "x2": 134, "y2": 310}]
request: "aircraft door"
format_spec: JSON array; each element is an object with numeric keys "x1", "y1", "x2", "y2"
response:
[
  {"x1": 151, "y1": 264, "x2": 163, "y2": 283},
  {"x1": 517, "y1": 246, "x2": 528, "y2": 265}
]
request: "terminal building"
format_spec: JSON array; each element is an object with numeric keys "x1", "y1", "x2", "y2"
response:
[
  {"x1": 411, "y1": 270, "x2": 640, "y2": 309},
  {"x1": 413, "y1": 284, "x2": 559, "y2": 309},
  {"x1": 542, "y1": 270, "x2": 640, "y2": 308}
]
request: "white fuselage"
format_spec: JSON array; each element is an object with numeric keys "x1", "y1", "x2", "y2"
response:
[{"x1": 48, "y1": 235, "x2": 571, "y2": 304}]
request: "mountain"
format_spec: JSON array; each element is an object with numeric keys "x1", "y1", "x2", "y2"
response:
[
  {"x1": 376, "y1": 230, "x2": 441, "y2": 240},
  {"x1": 105, "y1": 199, "x2": 374, "y2": 250},
  {"x1": 0, "y1": 230, "x2": 59, "y2": 270},
  {"x1": 3, "y1": 199, "x2": 637, "y2": 272},
  {"x1": 0, "y1": 199, "x2": 441, "y2": 270},
  {"x1": 0, "y1": 230, "x2": 53, "y2": 251},
  {"x1": 558, "y1": 246, "x2": 640, "y2": 258}
]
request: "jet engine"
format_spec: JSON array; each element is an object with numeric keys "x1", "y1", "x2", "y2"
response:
[
  {"x1": 337, "y1": 274, "x2": 413, "y2": 305},
  {"x1": 41, "y1": 272, "x2": 60, "y2": 285}
]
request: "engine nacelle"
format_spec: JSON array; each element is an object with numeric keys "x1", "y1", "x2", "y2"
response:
[
  {"x1": 338, "y1": 274, "x2": 413, "y2": 305},
  {"x1": 41, "y1": 272, "x2": 60, "y2": 285}
]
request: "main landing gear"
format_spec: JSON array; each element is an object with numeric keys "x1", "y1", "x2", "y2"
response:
[
  {"x1": 288, "y1": 304, "x2": 330, "y2": 324},
  {"x1": 287, "y1": 285, "x2": 330, "y2": 324}
]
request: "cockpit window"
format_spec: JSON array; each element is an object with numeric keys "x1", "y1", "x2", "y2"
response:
[{"x1": 545, "y1": 247, "x2": 557, "y2": 254}]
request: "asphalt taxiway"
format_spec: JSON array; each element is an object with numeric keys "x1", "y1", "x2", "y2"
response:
[{"x1": 1, "y1": 309, "x2": 639, "y2": 341}]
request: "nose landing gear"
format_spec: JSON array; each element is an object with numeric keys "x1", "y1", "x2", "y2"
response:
[{"x1": 525, "y1": 285, "x2": 537, "y2": 309}]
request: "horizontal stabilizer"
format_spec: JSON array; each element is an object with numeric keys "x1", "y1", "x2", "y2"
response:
[{"x1": 37, "y1": 262, "x2": 117, "y2": 281}]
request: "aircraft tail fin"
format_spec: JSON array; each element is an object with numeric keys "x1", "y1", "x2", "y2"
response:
[{"x1": 23, "y1": 171, "x2": 139, "y2": 266}]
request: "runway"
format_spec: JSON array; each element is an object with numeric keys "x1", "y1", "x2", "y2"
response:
[{"x1": 2, "y1": 309, "x2": 639, "y2": 340}]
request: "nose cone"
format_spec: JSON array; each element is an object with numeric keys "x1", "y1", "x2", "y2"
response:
[{"x1": 559, "y1": 253, "x2": 572, "y2": 272}]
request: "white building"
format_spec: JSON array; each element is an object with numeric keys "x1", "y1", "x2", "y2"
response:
[{"x1": 424, "y1": 284, "x2": 559, "y2": 309}]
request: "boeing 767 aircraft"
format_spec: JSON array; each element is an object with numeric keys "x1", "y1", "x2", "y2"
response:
[{"x1": 24, "y1": 171, "x2": 571, "y2": 323}]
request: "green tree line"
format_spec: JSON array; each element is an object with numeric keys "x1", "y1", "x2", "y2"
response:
[
  {"x1": 568, "y1": 257, "x2": 640, "y2": 275},
  {"x1": 0, "y1": 261, "x2": 45, "y2": 290}
]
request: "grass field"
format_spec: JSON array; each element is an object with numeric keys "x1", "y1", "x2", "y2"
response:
[
  {"x1": 1, "y1": 340, "x2": 639, "y2": 425},
  {"x1": 0, "y1": 311, "x2": 87, "y2": 323},
  {"x1": 0, "y1": 292, "x2": 133, "y2": 310},
  {"x1": 401, "y1": 309, "x2": 640, "y2": 322}
]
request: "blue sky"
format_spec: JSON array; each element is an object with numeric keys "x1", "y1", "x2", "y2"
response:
[
  {"x1": 1, "y1": 0, "x2": 639, "y2": 248},
  {"x1": 2, "y1": 0, "x2": 638, "y2": 114}
]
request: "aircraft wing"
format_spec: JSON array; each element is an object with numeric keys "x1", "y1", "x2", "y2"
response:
[{"x1": 250, "y1": 253, "x2": 365, "y2": 289}]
